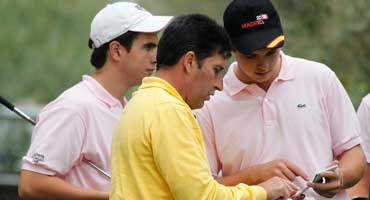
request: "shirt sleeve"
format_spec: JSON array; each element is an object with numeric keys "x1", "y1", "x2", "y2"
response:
[
  {"x1": 151, "y1": 103, "x2": 266, "y2": 200},
  {"x1": 357, "y1": 96, "x2": 370, "y2": 163},
  {"x1": 22, "y1": 104, "x2": 86, "y2": 176},
  {"x1": 325, "y1": 73, "x2": 361, "y2": 157},
  {"x1": 194, "y1": 105, "x2": 222, "y2": 177}
]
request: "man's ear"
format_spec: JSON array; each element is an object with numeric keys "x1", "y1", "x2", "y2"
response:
[
  {"x1": 108, "y1": 41, "x2": 127, "y2": 61},
  {"x1": 182, "y1": 51, "x2": 196, "y2": 74}
]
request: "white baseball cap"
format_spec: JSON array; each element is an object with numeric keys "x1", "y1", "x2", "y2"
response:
[{"x1": 90, "y1": 2, "x2": 173, "y2": 48}]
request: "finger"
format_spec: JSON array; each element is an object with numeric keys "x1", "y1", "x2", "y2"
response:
[
  {"x1": 282, "y1": 180, "x2": 298, "y2": 198},
  {"x1": 280, "y1": 164, "x2": 297, "y2": 181},
  {"x1": 314, "y1": 190, "x2": 336, "y2": 199},
  {"x1": 284, "y1": 160, "x2": 309, "y2": 180},
  {"x1": 285, "y1": 179, "x2": 299, "y2": 191},
  {"x1": 275, "y1": 170, "x2": 292, "y2": 181},
  {"x1": 312, "y1": 187, "x2": 337, "y2": 199},
  {"x1": 290, "y1": 193, "x2": 305, "y2": 200},
  {"x1": 319, "y1": 171, "x2": 339, "y2": 180},
  {"x1": 309, "y1": 182, "x2": 338, "y2": 198},
  {"x1": 309, "y1": 179, "x2": 341, "y2": 191},
  {"x1": 328, "y1": 160, "x2": 340, "y2": 167}
]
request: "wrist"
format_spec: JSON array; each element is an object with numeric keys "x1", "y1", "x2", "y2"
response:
[{"x1": 247, "y1": 165, "x2": 262, "y2": 184}]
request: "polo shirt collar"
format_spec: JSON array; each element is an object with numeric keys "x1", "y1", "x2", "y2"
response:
[
  {"x1": 224, "y1": 62, "x2": 247, "y2": 96},
  {"x1": 224, "y1": 51, "x2": 294, "y2": 96},
  {"x1": 277, "y1": 51, "x2": 294, "y2": 81},
  {"x1": 140, "y1": 77, "x2": 186, "y2": 105},
  {"x1": 82, "y1": 75, "x2": 124, "y2": 108}
]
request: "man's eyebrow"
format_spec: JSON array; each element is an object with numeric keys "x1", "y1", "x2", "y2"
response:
[
  {"x1": 143, "y1": 42, "x2": 157, "y2": 48},
  {"x1": 267, "y1": 48, "x2": 277, "y2": 53},
  {"x1": 214, "y1": 64, "x2": 225, "y2": 70}
]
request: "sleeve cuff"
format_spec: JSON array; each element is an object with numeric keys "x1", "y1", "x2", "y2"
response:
[
  {"x1": 22, "y1": 158, "x2": 57, "y2": 176},
  {"x1": 333, "y1": 136, "x2": 361, "y2": 157},
  {"x1": 249, "y1": 185, "x2": 267, "y2": 200}
]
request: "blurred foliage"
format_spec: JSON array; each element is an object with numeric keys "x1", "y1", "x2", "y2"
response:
[
  {"x1": 0, "y1": 105, "x2": 40, "y2": 173},
  {"x1": 0, "y1": 0, "x2": 107, "y2": 104},
  {"x1": 0, "y1": 0, "x2": 369, "y2": 106},
  {"x1": 0, "y1": 117, "x2": 32, "y2": 172}
]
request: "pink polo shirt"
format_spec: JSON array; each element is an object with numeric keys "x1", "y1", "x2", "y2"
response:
[
  {"x1": 195, "y1": 52, "x2": 361, "y2": 199},
  {"x1": 358, "y1": 94, "x2": 370, "y2": 163},
  {"x1": 22, "y1": 75, "x2": 125, "y2": 191}
]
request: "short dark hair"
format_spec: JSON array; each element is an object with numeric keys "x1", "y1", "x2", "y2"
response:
[
  {"x1": 156, "y1": 14, "x2": 232, "y2": 69},
  {"x1": 88, "y1": 31, "x2": 139, "y2": 69}
]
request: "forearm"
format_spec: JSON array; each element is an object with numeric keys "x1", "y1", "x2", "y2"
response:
[
  {"x1": 216, "y1": 166, "x2": 260, "y2": 186},
  {"x1": 347, "y1": 163, "x2": 370, "y2": 198},
  {"x1": 19, "y1": 170, "x2": 109, "y2": 200},
  {"x1": 339, "y1": 145, "x2": 367, "y2": 189},
  {"x1": 216, "y1": 160, "x2": 308, "y2": 186}
]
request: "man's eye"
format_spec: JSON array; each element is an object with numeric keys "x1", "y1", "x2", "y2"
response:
[
  {"x1": 266, "y1": 49, "x2": 277, "y2": 56},
  {"x1": 214, "y1": 68, "x2": 222, "y2": 74},
  {"x1": 143, "y1": 44, "x2": 156, "y2": 51}
]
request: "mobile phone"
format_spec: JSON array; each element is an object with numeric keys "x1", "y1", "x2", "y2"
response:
[
  {"x1": 313, "y1": 165, "x2": 338, "y2": 183},
  {"x1": 295, "y1": 164, "x2": 339, "y2": 196}
]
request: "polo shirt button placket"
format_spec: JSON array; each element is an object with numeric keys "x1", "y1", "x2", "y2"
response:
[{"x1": 262, "y1": 97, "x2": 276, "y2": 126}]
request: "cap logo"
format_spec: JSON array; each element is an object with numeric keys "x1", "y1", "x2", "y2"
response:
[
  {"x1": 256, "y1": 14, "x2": 268, "y2": 20},
  {"x1": 241, "y1": 14, "x2": 269, "y2": 29}
]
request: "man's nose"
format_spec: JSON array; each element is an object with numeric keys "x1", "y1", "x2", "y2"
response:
[
  {"x1": 256, "y1": 56, "x2": 268, "y2": 69},
  {"x1": 215, "y1": 76, "x2": 223, "y2": 91},
  {"x1": 151, "y1": 48, "x2": 157, "y2": 64}
]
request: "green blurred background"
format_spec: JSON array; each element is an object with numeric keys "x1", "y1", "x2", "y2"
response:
[
  {"x1": 1, "y1": 0, "x2": 369, "y2": 106},
  {"x1": 0, "y1": 0, "x2": 369, "y2": 173}
]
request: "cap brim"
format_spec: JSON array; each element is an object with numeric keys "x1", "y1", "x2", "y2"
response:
[
  {"x1": 130, "y1": 16, "x2": 173, "y2": 33},
  {"x1": 232, "y1": 28, "x2": 284, "y2": 55}
]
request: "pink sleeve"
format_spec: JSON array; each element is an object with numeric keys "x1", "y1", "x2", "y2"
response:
[
  {"x1": 194, "y1": 105, "x2": 221, "y2": 177},
  {"x1": 357, "y1": 96, "x2": 370, "y2": 163},
  {"x1": 22, "y1": 105, "x2": 86, "y2": 176},
  {"x1": 325, "y1": 74, "x2": 361, "y2": 157}
]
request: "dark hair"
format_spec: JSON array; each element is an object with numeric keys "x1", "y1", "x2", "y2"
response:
[
  {"x1": 157, "y1": 14, "x2": 232, "y2": 69},
  {"x1": 88, "y1": 31, "x2": 139, "y2": 69}
]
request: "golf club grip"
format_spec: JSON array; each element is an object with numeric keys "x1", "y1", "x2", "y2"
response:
[{"x1": 0, "y1": 96, "x2": 15, "y2": 110}]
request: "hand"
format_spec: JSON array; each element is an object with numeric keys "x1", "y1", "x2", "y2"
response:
[
  {"x1": 308, "y1": 161, "x2": 342, "y2": 198},
  {"x1": 290, "y1": 193, "x2": 306, "y2": 200},
  {"x1": 258, "y1": 176, "x2": 299, "y2": 200},
  {"x1": 253, "y1": 160, "x2": 309, "y2": 183}
]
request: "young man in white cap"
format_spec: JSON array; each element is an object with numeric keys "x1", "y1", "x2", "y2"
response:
[
  {"x1": 195, "y1": 0, "x2": 366, "y2": 199},
  {"x1": 348, "y1": 93, "x2": 370, "y2": 200},
  {"x1": 18, "y1": 2, "x2": 171, "y2": 199}
]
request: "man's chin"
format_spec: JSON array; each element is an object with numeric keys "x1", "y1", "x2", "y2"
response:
[{"x1": 190, "y1": 102, "x2": 205, "y2": 110}]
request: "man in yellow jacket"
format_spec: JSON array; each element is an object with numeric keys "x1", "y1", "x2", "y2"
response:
[{"x1": 110, "y1": 14, "x2": 303, "y2": 200}]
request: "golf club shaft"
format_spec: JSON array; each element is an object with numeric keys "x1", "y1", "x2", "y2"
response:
[
  {"x1": 0, "y1": 95, "x2": 111, "y2": 180},
  {"x1": 13, "y1": 107, "x2": 36, "y2": 125},
  {"x1": 0, "y1": 96, "x2": 36, "y2": 125},
  {"x1": 85, "y1": 159, "x2": 111, "y2": 179}
]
